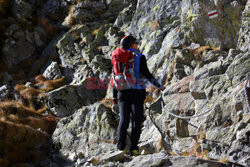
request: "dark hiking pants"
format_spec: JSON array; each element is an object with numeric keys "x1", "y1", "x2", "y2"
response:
[{"x1": 117, "y1": 89, "x2": 146, "y2": 152}]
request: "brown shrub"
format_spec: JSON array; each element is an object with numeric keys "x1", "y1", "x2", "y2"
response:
[
  {"x1": 35, "y1": 74, "x2": 46, "y2": 83},
  {"x1": 189, "y1": 46, "x2": 220, "y2": 60},
  {"x1": 0, "y1": 101, "x2": 39, "y2": 117},
  {"x1": 35, "y1": 76, "x2": 68, "y2": 92},
  {"x1": 0, "y1": 120, "x2": 50, "y2": 164},
  {"x1": 91, "y1": 29, "x2": 99, "y2": 36}
]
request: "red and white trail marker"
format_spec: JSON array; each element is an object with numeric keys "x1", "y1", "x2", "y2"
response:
[{"x1": 208, "y1": 10, "x2": 218, "y2": 19}]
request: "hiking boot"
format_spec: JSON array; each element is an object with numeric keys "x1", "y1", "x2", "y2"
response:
[
  {"x1": 118, "y1": 148, "x2": 127, "y2": 154},
  {"x1": 130, "y1": 149, "x2": 139, "y2": 156},
  {"x1": 122, "y1": 149, "x2": 127, "y2": 154}
]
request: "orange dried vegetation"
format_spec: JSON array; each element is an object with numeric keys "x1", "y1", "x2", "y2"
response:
[
  {"x1": 189, "y1": 46, "x2": 220, "y2": 60},
  {"x1": 91, "y1": 29, "x2": 99, "y2": 36},
  {"x1": 72, "y1": 31, "x2": 80, "y2": 40},
  {"x1": 164, "y1": 61, "x2": 175, "y2": 85},
  {"x1": 35, "y1": 75, "x2": 68, "y2": 92},
  {"x1": 151, "y1": 20, "x2": 159, "y2": 31},
  {"x1": 0, "y1": 98, "x2": 57, "y2": 165},
  {"x1": 144, "y1": 95, "x2": 156, "y2": 103},
  {"x1": 100, "y1": 98, "x2": 113, "y2": 109}
]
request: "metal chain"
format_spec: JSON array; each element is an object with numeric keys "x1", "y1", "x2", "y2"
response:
[
  {"x1": 160, "y1": 95, "x2": 213, "y2": 120},
  {"x1": 159, "y1": 72, "x2": 250, "y2": 119},
  {"x1": 243, "y1": 73, "x2": 250, "y2": 112}
]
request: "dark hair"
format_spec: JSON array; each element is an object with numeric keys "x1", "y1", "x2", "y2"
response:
[{"x1": 120, "y1": 35, "x2": 137, "y2": 49}]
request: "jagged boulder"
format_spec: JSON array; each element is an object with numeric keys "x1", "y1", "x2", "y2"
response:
[
  {"x1": 40, "y1": 0, "x2": 69, "y2": 21},
  {"x1": 72, "y1": 0, "x2": 134, "y2": 24},
  {"x1": 45, "y1": 85, "x2": 82, "y2": 117},
  {"x1": 114, "y1": 2, "x2": 137, "y2": 31},
  {"x1": 0, "y1": 85, "x2": 11, "y2": 101},
  {"x1": 2, "y1": 25, "x2": 47, "y2": 68},
  {"x1": 43, "y1": 61, "x2": 62, "y2": 80},
  {"x1": 237, "y1": 1, "x2": 250, "y2": 52},
  {"x1": 129, "y1": 0, "x2": 182, "y2": 56},
  {"x1": 180, "y1": 0, "x2": 246, "y2": 49},
  {"x1": 124, "y1": 152, "x2": 228, "y2": 167},
  {"x1": 52, "y1": 102, "x2": 118, "y2": 160}
]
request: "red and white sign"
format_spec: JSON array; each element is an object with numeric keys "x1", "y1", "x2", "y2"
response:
[{"x1": 208, "y1": 10, "x2": 218, "y2": 19}]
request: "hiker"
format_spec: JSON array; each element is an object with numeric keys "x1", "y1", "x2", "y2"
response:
[{"x1": 111, "y1": 35, "x2": 165, "y2": 156}]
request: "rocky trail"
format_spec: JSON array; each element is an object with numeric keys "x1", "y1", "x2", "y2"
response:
[{"x1": 0, "y1": 0, "x2": 249, "y2": 166}]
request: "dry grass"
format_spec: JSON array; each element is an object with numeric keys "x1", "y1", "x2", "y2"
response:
[
  {"x1": 81, "y1": 57, "x2": 87, "y2": 64},
  {"x1": 164, "y1": 61, "x2": 176, "y2": 85},
  {"x1": 100, "y1": 98, "x2": 113, "y2": 109},
  {"x1": 63, "y1": 5, "x2": 75, "y2": 26},
  {"x1": 0, "y1": 119, "x2": 50, "y2": 164},
  {"x1": 0, "y1": 101, "x2": 39, "y2": 117},
  {"x1": 144, "y1": 95, "x2": 156, "y2": 103},
  {"x1": 189, "y1": 46, "x2": 220, "y2": 60},
  {"x1": 69, "y1": 5, "x2": 75, "y2": 14},
  {"x1": 218, "y1": 158, "x2": 230, "y2": 163},
  {"x1": 64, "y1": 14, "x2": 75, "y2": 26},
  {"x1": 151, "y1": 20, "x2": 159, "y2": 31},
  {"x1": 91, "y1": 29, "x2": 99, "y2": 36},
  {"x1": 15, "y1": 85, "x2": 41, "y2": 111},
  {"x1": 0, "y1": 97, "x2": 57, "y2": 165},
  {"x1": 35, "y1": 75, "x2": 67, "y2": 92},
  {"x1": 72, "y1": 31, "x2": 80, "y2": 40},
  {"x1": 97, "y1": 46, "x2": 102, "y2": 52},
  {"x1": 35, "y1": 74, "x2": 46, "y2": 83},
  {"x1": 80, "y1": 39, "x2": 86, "y2": 46}
]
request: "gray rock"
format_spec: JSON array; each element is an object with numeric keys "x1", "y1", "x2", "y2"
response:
[
  {"x1": 180, "y1": 0, "x2": 245, "y2": 49},
  {"x1": 40, "y1": 0, "x2": 68, "y2": 21},
  {"x1": 0, "y1": 85, "x2": 10, "y2": 101},
  {"x1": 237, "y1": 1, "x2": 250, "y2": 52},
  {"x1": 129, "y1": 0, "x2": 181, "y2": 56},
  {"x1": 11, "y1": 0, "x2": 33, "y2": 23},
  {"x1": 125, "y1": 152, "x2": 227, "y2": 167},
  {"x1": 52, "y1": 102, "x2": 118, "y2": 159},
  {"x1": 226, "y1": 51, "x2": 250, "y2": 86},
  {"x1": 73, "y1": 1, "x2": 107, "y2": 23},
  {"x1": 114, "y1": 3, "x2": 136, "y2": 31},
  {"x1": 100, "y1": 151, "x2": 127, "y2": 163},
  {"x1": 43, "y1": 61, "x2": 62, "y2": 80},
  {"x1": 201, "y1": 50, "x2": 227, "y2": 64},
  {"x1": 2, "y1": 37, "x2": 35, "y2": 68},
  {"x1": 194, "y1": 60, "x2": 227, "y2": 80},
  {"x1": 226, "y1": 49, "x2": 242, "y2": 63},
  {"x1": 45, "y1": 85, "x2": 82, "y2": 117},
  {"x1": 172, "y1": 137, "x2": 196, "y2": 155},
  {"x1": 0, "y1": 72, "x2": 13, "y2": 85}
]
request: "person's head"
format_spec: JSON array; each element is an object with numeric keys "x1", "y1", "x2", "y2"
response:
[{"x1": 120, "y1": 35, "x2": 138, "y2": 50}]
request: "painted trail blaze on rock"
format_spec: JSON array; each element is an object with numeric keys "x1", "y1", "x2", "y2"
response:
[{"x1": 208, "y1": 10, "x2": 218, "y2": 19}]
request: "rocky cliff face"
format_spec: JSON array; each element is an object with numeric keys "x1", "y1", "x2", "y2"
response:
[{"x1": 0, "y1": 0, "x2": 249, "y2": 167}]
